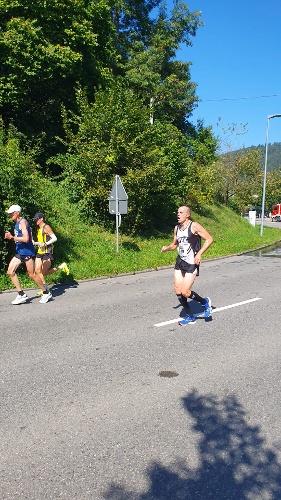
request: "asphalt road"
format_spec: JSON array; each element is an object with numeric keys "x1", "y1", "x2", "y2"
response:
[
  {"x1": 248, "y1": 217, "x2": 281, "y2": 230},
  {"x1": 1, "y1": 251, "x2": 281, "y2": 499}
]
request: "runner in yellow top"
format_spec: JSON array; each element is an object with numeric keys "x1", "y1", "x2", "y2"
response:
[{"x1": 33, "y1": 212, "x2": 69, "y2": 295}]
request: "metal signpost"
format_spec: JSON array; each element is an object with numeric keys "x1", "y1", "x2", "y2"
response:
[
  {"x1": 108, "y1": 175, "x2": 128, "y2": 252},
  {"x1": 260, "y1": 114, "x2": 281, "y2": 236}
]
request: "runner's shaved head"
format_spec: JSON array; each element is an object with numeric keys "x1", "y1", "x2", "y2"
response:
[{"x1": 179, "y1": 206, "x2": 190, "y2": 216}]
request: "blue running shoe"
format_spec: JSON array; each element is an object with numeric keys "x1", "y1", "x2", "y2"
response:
[
  {"x1": 203, "y1": 297, "x2": 212, "y2": 317},
  {"x1": 178, "y1": 315, "x2": 196, "y2": 326}
]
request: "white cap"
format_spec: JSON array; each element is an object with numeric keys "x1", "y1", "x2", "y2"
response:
[{"x1": 6, "y1": 204, "x2": 22, "y2": 214}]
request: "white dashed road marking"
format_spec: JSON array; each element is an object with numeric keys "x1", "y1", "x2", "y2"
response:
[{"x1": 154, "y1": 297, "x2": 262, "y2": 327}]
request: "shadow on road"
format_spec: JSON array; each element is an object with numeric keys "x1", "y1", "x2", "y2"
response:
[
  {"x1": 49, "y1": 281, "x2": 79, "y2": 297},
  {"x1": 103, "y1": 390, "x2": 281, "y2": 499}
]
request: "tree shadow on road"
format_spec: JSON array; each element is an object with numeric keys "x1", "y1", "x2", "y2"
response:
[{"x1": 103, "y1": 389, "x2": 281, "y2": 499}]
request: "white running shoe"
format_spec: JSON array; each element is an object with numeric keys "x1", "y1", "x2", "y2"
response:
[
  {"x1": 39, "y1": 292, "x2": 52, "y2": 304},
  {"x1": 12, "y1": 293, "x2": 28, "y2": 305},
  {"x1": 37, "y1": 285, "x2": 49, "y2": 296}
]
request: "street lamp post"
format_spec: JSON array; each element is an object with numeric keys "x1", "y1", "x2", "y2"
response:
[{"x1": 260, "y1": 114, "x2": 281, "y2": 236}]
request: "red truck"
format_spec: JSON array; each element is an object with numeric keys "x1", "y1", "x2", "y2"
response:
[{"x1": 271, "y1": 204, "x2": 281, "y2": 221}]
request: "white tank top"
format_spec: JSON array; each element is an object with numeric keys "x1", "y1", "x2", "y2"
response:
[{"x1": 177, "y1": 221, "x2": 201, "y2": 264}]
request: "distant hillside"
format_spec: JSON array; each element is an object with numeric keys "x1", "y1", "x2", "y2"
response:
[{"x1": 226, "y1": 142, "x2": 281, "y2": 172}]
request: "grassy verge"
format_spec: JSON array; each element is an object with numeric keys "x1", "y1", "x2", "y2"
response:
[{"x1": 1, "y1": 204, "x2": 280, "y2": 292}]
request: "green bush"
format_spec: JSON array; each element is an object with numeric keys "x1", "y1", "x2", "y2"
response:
[{"x1": 53, "y1": 84, "x2": 197, "y2": 233}]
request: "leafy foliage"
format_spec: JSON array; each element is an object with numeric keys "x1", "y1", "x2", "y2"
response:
[
  {"x1": 0, "y1": 0, "x2": 203, "y2": 166},
  {"x1": 0, "y1": 119, "x2": 80, "y2": 272},
  {"x1": 123, "y1": 2, "x2": 203, "y2": 129},
  {"x1": 0, "y1": 0, "x2": 118, "y2": 163},
  {"x1": 53, "y1": 84, "x2": 196, "y2": 232},
  {"x1": 227, "y1": 142, "x2": 281, "y2": 173},
  {"x1": 264, "y1": 143, "x2": 281, "y2": 172},
  {"x1": 185, "y1": 120, "x2": 218, "y2": 211},
  {"x1": 263, "y1": 168, "x2": 281, "y2": 211},
  {"x1": 0, "y1": 121, "x2": 43, "y2": 267},
  {"x1": 2, "y1": 0, "x2": 273, "y2": 252},
  {"x1": 215, "y1": 148, "x2": 263, "y2": 214}
]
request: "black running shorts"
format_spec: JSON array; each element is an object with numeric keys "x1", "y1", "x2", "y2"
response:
[
  {"x1": 15, "y1": 253, "x2": 35, "y2": 263},
  {"x1": 174, "y1": 255, "x2": 199, "y2": 276},
  {"x1": 36, "y1": 252, "x2": 54, "y2": 262}
]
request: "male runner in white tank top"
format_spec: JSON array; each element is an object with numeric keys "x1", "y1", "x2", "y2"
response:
[{"x1": 161, "y1": 206, "x2": 213, "y2": 325}]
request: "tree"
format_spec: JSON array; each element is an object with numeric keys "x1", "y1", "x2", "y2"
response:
[
  {"x1": 0, "y1": 0, "x2": 118, "y2": 162},
  {"x1": 263, "y1": 169, "x2": 281, "y2": 211},
  {"x1": 0, "y1": 120, "x2": 44, "y2": 270},
  {"x1": 53, "y1": 83, "x2": 195, "y2": 232},
  {"x1": 123, "y1": 1, "x2": 203, "y2": 130},
  {"x1": 0, "y1": 0, "x2": 220, "y2": 236},
  {"x1": 215, "y1": 148, "x2": 263, "y2": 214},
  {"x1": 0, "y1": 0, "x2": 203, "y2": 167},
  {"x1": 184, "y1": 120, "x2": 218, "y2": 210}
]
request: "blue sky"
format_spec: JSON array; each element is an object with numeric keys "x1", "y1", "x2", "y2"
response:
[{"x1": 174, "y1": 0, "x2": 281, "y2": 151}]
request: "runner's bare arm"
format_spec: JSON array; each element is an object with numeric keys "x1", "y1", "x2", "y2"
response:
[
  {"x1": 192, "y1": 222, "x2": 213, "y2": 264},
  {"x1": 161, "y1": 226, "x2": 178, "y2": 252}
]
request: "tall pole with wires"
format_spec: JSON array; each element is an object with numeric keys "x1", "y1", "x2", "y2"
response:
[{"x1": 260, "y1": 114, "x2": 281, "y2": 236}]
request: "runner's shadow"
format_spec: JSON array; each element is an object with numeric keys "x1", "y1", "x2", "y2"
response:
[
  {"x1": 178, "y1": 300, "x2": 215, "y2": 322},
  {"x1": 28, "y1": 282, "x2": 79, "y2": 301},
  {"x1": 49, "y1": 282, "x2": 79, "y2": 297}
]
